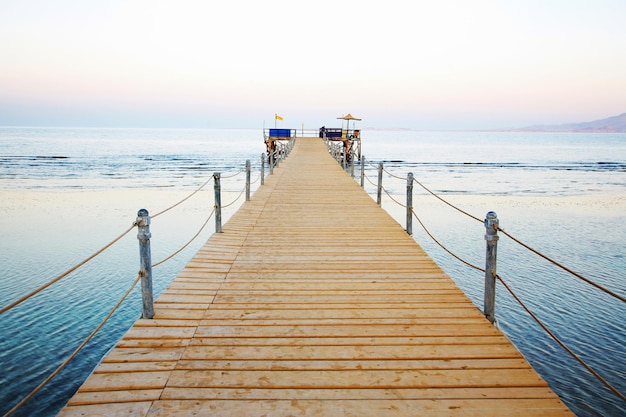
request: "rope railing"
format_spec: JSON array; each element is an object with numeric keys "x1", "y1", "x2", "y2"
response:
[
  {"x1": 220, "y1": 170, "x2": 243, "y2": 179},
  {"x1": 497, "y1": 226, "x2": 626, "y2": 303},
  {"x1": 4, "y1": 272, "x2": 143, "y2": 417},
  {"x1": 152, "y1": 207, "x2": 216, "y2": 268},
  {"x1": 152, "y1": 176, "x2": 213, "y2": 218},
  {"x1": 353, "y1": 158, "x2": 626, "y2": 404},
  {"x1": 361, "y1": 160, "x2": 623, "y2": 303},
  {"x1": 363, "y1": 171, "x2": 378, "y2": 188},
  {"x1": 410, "y1": 207, "x2": 484, "y2": 273},
  {"x1": 221, "y1": 182, "x2": 249, "y2": 209},
  {"x1": 3, "y1": 151, "x2": 286, "y2": 415},
  {"x1": 250, "y1": 171, "x2": 262, "y2": 185},
  {"x1": 0, "y1": 223, "x2": 136, "y2": 315},
  {"x1": 496, "y1": 273, "x2": 626, "y2": 403},
  {"x1": 382, "y1": 164, "x2": 406, "y2": 181},
  {"x1": 412, "y1": 176, "x2": 482, "y2": 223},
  {"x1": 409, "y1": 195, "x2": 626, "y2": 401},
  {"x1": 382, "y1": 185, "x2": 406, "y2": 208}
]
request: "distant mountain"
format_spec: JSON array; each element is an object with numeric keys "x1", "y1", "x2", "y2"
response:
[{"x1": 519, "y1": 112, "x2": 626, "y2": 132}]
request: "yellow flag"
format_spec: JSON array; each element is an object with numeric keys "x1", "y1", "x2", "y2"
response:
[{"x1": 275, "y1": 114, "x2": 284, "y2": 121}]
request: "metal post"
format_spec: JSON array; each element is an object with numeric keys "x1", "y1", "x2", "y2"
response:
[
  {"x1": 484, "y1": 211, "x2": 499, "y2": 324},
  {"x1": 377, "y1": 162, "x2": 383, "y2": 205},
  {"x1": 406, "y1": 172, "x2": 413, "y2": 235},
  {"x1": 214, "y1": 172, "x2": 222, "y2": 233},
  {"x1": 360, "y1": 155, "x2": 365, "y2": 188},
  {"x1": 245, "y1": 159, "x2": 251, "y2": 201},
  {"x1": 136, "y1": 209, "x2": 154, "y2": 319},
  {"x1": 261, "y1": 153, "x2": 265, "y2": 185},
  {"x1": 350, "y1": 150, "x2": 355, "y2": 178},
  {"x1": 269, "y1": 152, "x2": 274, "y2": 175}
]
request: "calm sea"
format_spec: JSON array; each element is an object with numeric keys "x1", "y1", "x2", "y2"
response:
[{"x1": 0, "y1": 127, "x2": 624, "y2": 416}]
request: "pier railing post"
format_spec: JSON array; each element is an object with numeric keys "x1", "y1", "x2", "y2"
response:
[
  {"x1": 350, "y1": 150, "x2": 355, "y2": 178},
  {"x1": 245, "y1": 159, "x2": 251, "y2": 201},
  {"x1": 360, "y1": 155, "x2": 365, "y2": 188},
  {"x1": 136, "y1": 209, "x2": 154, "y2": 319},
  {"x1": 377, "y1": 162, "x2": 383, "y2": 205},
  {"x1": 269, "y1": 152, "x2": 274, "y2": 175},
  {"x1": 406, "y1": 173, "x2": 414, "y2": 235},
  {"x1": 261, "y1": 153, "x2": 265, "y2": 185},
  {"x1": 214, "y1": 172, "x2": 222, "y2": 233},
  {"x1": 483, "y1": 211, "x2": 499, "y2": 324}
]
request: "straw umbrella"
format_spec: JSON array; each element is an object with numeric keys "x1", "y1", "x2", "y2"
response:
[{"x1": 337, "y1": 113, "x2": 362, "y2": 133}]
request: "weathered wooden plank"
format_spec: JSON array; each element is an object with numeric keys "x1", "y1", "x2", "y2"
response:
[
  {"x1": 174, "y1": 358, "x2": 529, "y2": 371},
  {"x1": 66, "y1": 390, "x2": 162, "y2": 406},
  {"x1": 201, "y1": 307, "x2": 481, "y2": 320},
  {"x1": 77, "y1": 371, "x2": 171, "y2": 392},
  {"x1": 211, "y1": 294, "x2": 475, "y2": 304},
  {"x1": 102, "y1": 347, "x2": 186, "y2": 363},
  {"x1": 158, "y1": 386, "x2": 563, "y2": 400},
  {"x1": 206, "y1": 302, "x2": 475, "y2": 310},
  {"x1": 123, "y1": 326, "x2": 197, "y2": 340},
  {"x1": 57, "y1": 401, "x2": 153, "y2": 416},
  {"x1": 193, "y1": 323, "x2": 500, "y2": 338},
  {"x1": 114, "y1": 339, "x2": 191, "y2": 349},
  {"x1": 145, "y1": 399, "x2": 572, "y2": 417},
  {"x1": 187, "y1": 335, "x2": 510, "y2": 347},
  {"x1": 180, "y1": 344, "x2": 524, "y2": 361},
  {"x1": 196, "y1": 318, "x2": 493, "y2": 327}
]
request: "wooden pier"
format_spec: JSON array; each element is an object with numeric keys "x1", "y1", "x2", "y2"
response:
[{"x1": 58, "y1": 138, "x2": 574, "y2": 416}]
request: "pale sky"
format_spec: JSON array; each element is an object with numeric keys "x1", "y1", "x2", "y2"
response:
[{"x1": 1, "y1": 0, "x2": 625, "y2": 129}]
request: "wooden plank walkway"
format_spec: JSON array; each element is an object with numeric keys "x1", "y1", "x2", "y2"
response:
[{"x1": 58, "y1": 138, "x2": 574, "y2": 416}]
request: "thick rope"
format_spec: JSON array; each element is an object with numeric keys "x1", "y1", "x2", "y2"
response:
[
  {"x1": 220, "y1": 170, "x2": 243, "y2": 179},
  {"x1": 412, "y1": 177, "x2": 483, "y2": 223},
  {"x1": 382, "y1": 185, "x2": 406, "y2": 208},
  {"x1": 152, "y1": 208, "x2": 215, "y2": 268},
  {"x1": 411, "y1": 208, "x2": 484, "y2": 273},
  {"x1": 363, "y1": 172, "x2": 378, "y2": 187},
  {"x1": 382, "y1": 165, "x2": 406, "y2": 180},
  {"x1": 497, "y1": 275, "x2": 626, "y2": 402},
  {"x1": 4, "y1": 272, "x2": 143, "y2": 416},
  {"x1": 0, "y1": 223, "x2": 136, "y2": 315},
  {"x1": 365, "y1": 159, "x2": 381, "y2": 169},
  {"x1": 221, "y1": 184, "x2": 247, "y2": 209},
  {"x1": 250, "y1": 172, "x2": 262, "y2": 185},
  {"x1": 152, "y1": 176, "x2": 212, "y2": 218},
  {"x1": 498, "y1": 227, "x2": 625, "y2": 303}
]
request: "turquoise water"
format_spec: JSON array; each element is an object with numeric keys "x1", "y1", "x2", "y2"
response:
[{"x1": 0, "y1": 127, "x2": 624, "y2": 416}]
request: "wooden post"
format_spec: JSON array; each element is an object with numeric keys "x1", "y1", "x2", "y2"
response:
[
  {"x1": 136, "y1": 209, "x2": 154, "y2": 319},
  {"x1": 261, "y1": 153, "x2": 265, "y2": 185},
  {"x1": 377, "y1": 162, "x2": 383, "y2": 205},
  {"x1": 245, "y1": 159, "x2": 251, "y2": 201},
  {"x1": 214, "y1": 172, "x2": 222, "y2": 233},
  {"x1": 360, "y1": 155, "x2": 365, "y2": 188},
  {"x1": 484, "y1": 211, "x2": 499, "y2": 324},
  {"x1": 406, "y1": 173, "x2": 413, "y2": 235}
]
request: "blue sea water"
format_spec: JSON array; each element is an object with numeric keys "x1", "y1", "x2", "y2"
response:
[{"x1": 0, "y1": 127, "x2": 624, "y2": 416}]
